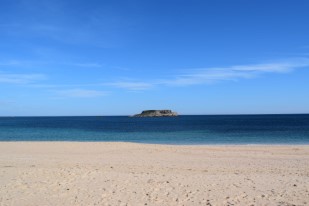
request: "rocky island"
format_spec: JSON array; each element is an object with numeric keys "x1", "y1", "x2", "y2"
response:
[{"x1": 133, "y1": 110, "x2": 178, "y2": 117}]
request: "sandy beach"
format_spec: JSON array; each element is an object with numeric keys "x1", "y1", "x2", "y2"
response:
[{"x1": 0, "y1": 142, "x2": 308, "y2": 206}]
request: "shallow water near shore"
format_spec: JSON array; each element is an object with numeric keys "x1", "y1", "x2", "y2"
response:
[{"x1": 0, "y1": 114, "x2": 309, "y2": 144}]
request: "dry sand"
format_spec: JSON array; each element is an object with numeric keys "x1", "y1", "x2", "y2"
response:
[{"x1": 0, "y1": 142, "x2": 308, "y2": 206}]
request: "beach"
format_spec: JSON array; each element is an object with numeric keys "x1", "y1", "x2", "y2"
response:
[{"x1": 0, "y1": 142, "x2": 308, "y2": 206}]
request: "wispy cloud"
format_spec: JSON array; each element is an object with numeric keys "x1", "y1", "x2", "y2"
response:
[
  {"x1": 55, "y1": 89, "x2": 109, "y2": 98},
  {"x1": 0, "y1": 59, "x2": 105, "y2": 69},
  {"x1": 106, "y1": 81, "x2": 154, "y2": 91},
  {"x1": 163, "y1": 59, "x2": 309, "y2": 86},
  {"x1": 2, "y1": 58, "x2": 308, "y2": 93},
  {"x1": 0, "y1": 60, "x2": 23, "y2": 66},
  {"x1": 69, "y1": 63, "x2": 103, "y2": 68},
  {"x1": 0, "y1": 59, "x2": 48, "y2": 68},
  {"x1": 0, "y1": 99, "x2": 16, "y2": 106},
  {"x1": 104, "y1": 58, "x2": 309, "y2": 90},
  {"x1": 0, "y1": 72, "x2": 46, "y2": 84}
]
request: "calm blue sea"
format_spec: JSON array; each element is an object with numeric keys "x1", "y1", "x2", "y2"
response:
[{"x1": 0, "y1": 115, "x2": 309, "y2": 145}]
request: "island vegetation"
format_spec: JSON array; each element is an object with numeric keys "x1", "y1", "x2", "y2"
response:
[{"x1": 133, "y1": 110, "x2": 178, "y2": 117}]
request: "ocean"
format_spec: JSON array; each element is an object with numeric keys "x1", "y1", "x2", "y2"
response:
[{"x1": 0, "y1": 114, "x2": 309, "y2": 145}]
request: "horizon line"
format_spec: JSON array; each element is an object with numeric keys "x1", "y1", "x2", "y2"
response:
[{"x1": 1, "y1": 113, "x2": 308, "y2": 117}]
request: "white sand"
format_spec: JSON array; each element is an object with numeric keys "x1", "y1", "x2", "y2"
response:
[{"x1": 0, "y1": 142, "x2": 308, "y2": 206}]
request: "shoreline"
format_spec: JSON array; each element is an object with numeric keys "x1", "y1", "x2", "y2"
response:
[
  {"x1": 1, "y1": 141, "x2": 309, "y2": 148},
  {"x1": 1, "y1": 140, "x2": 309, "y2": 146},
  {"x1": 1, "y1": 142, "x2": 308, "y2": 205}
]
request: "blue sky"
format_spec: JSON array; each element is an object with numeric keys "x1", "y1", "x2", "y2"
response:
[{"x1": 0, "y1": 0, "x2": 309, "y2": 116}]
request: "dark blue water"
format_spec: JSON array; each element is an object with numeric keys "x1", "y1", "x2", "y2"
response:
[{"x1": 0, "y1": 115, "x2": 309, "y2": 144}]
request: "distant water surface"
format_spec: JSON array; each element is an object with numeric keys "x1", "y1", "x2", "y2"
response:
[{"x1": 0, "y1": 115, "x2": 309, "y2": 145}]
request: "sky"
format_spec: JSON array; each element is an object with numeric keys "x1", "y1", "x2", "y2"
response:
[{"x1": 0, "y1": 0, "x2": 309, "y2": 116}]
